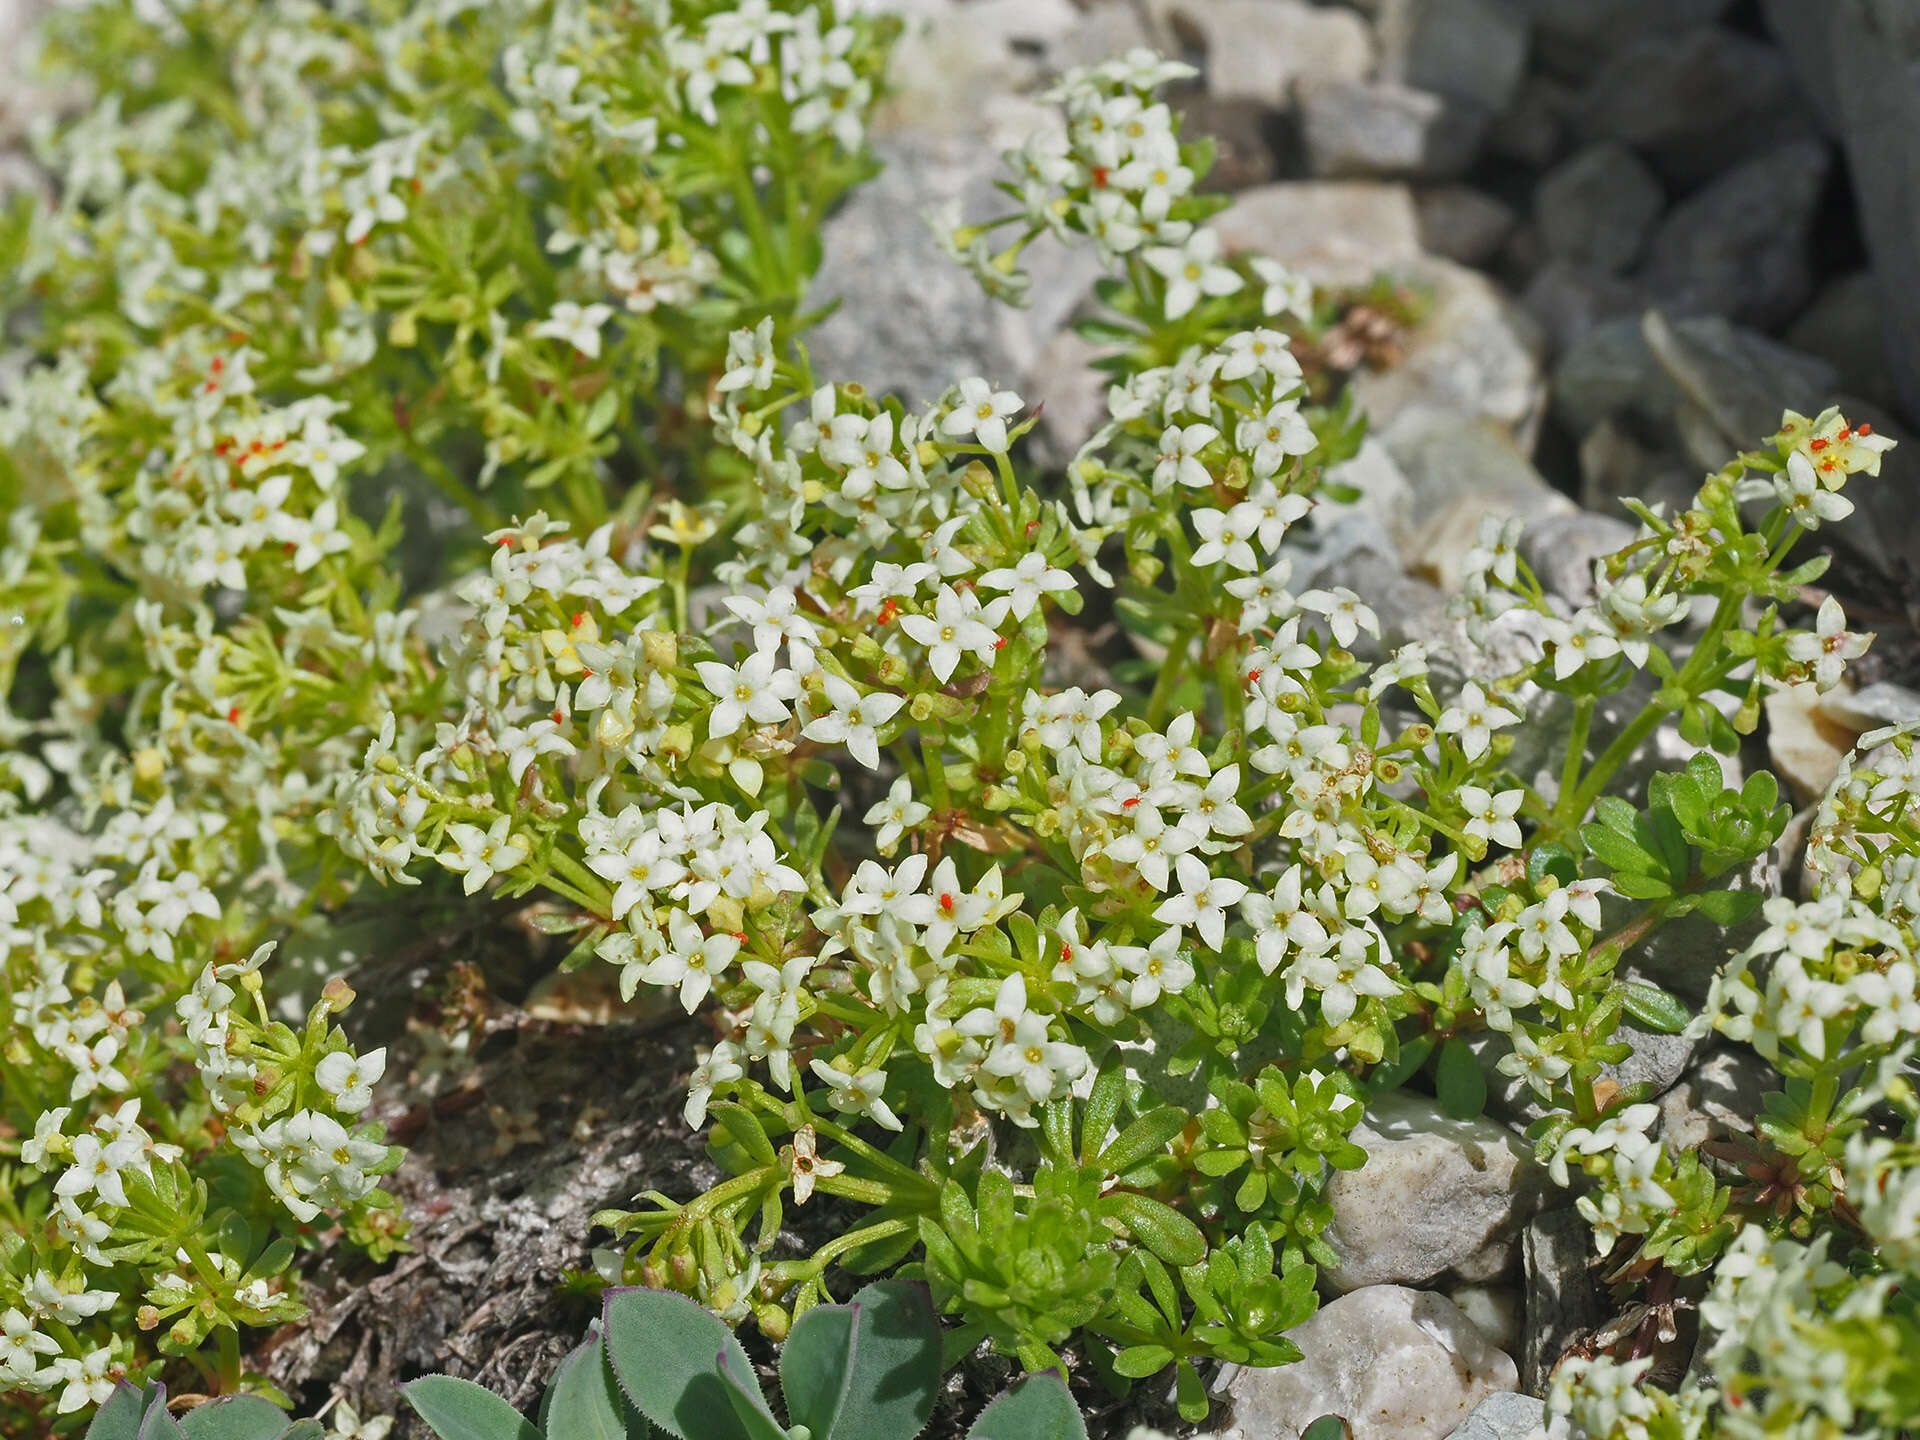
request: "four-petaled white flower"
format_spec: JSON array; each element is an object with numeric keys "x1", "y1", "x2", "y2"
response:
[
  {"x1": 1152, "y1": 422, "x2": 1218, "y2": 491},
  {"x1": 978, "y1": 550, "x2": 1074, "y2": 619},
  {"x1": 639, "y1": 909, "x2": 743, "y2": 1012},
  {"x1": 439, "y1": 816, "x2": 529, "y2": 895},
  {"x1": 1785, "y1": 594, "x2": 1871, "y2": 692},
  {"x1": 1437, "y1": 682, "x2": 1522, "y2": 762},
  {"x1": 898, "y1": 585, "x2": 1000, "y2": 682},
  {"x1": 804, "y1": 672, "x2": 906, "y2": 770},
  {"x1": 315, "y1": 1047, "x2": 388, "y2": 1116},
  {"x1": 1154, "y1": 852, "x2": 1249, "y2": 951},
  {"x1": 940, "y1": 376, "x2": 1023, "y2": 454},
  {"x1": 697, "y1": 649, "x2": 802, "y2": 737},
  {"x1": 1143, "y1": 226, "x2": 1242, "y2": 320},
  {"x1": 531, "y1": 300, "x2": 615, "y2": 359}
]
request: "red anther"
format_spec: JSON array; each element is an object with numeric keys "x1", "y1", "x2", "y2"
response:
[
  {"x1": 1059, "y1": 943, "x2": 1073, "y2": 962},
  {"x1": 1837, "y1": 426, "x2": 1853, "y2": 441},
  {"x1": 1091, "y1": 166, "x2": 1110, "y2": 188},
  {"x1": 938, "y1": 893, "x2": 956, "y2": 912},
  {"x1": 732, "y1": 932, "x2": 747, "y2": 942},
  {"x1": 410, "y1": 178, "x2": 423, "y2": 193},
  {"x1": 581, "y1": 668, "x2": 596, "y2": 678},
  {"x1": 226, "y1": 706, "x2": 241, "y2": 724},
  {"x1": 876, "y1": 598, "x2": 898, "y2": 624},
  {"x1": 1859, "y1": 423, "x2": 1874, "y2": 436},
  {"x1": 210, "y1": 356, "x2": 225, "y2": 374},
  {"x1": 1121, "y1": 795, "x2": 1141, "y2": 809},
  {"x1": 551, "y1": 709, "x2": 565, "y2": 724},
  {"x1": 571, "y1": 612, "x2": 586, "y2": 628},
  {"x1": 1024, "y1": 519, "x2": 1041, "y2": 537},
  {"x1": 1809, "y1": 437, "x2": 1830, "y2": 451},
  {"x1": 1246, "y1": 668, "x2": 1263, "y2": 685},
  {"x1": 204, "y1": 380, "x2": 219, "y2": 394},
  {"x1": 993, "y1": 635, "x2": 1008, "y2": 650}
]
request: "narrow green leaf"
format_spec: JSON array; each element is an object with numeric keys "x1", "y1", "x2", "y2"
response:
[
  {"x1": 1621, "y1": 982, "x2": 1693, "y2": 1036},
  {"x1": 1081, "y1": 1066, "x2": 1128, "y2": 1163},
  {"x1": 1434, "y1": 1038, "x2": 1487, "y2": 1121},
  {"x1": 544, "y1": 1339, "x2": 641, "y2": 1440},
  {"x1": 709, "y1": 1103, "x2": 777, "y2": 1168},
  {"x1": 1610, "y1": 872, "x2": 1674, "y2": 900},
  {"x1": 1096, "y1": 1107, "x2": 1187, "y2": 1175},
  {"x1": 1112, "y1": 1345, "x2": 1174, "y2": 1379},
  {"x1": 603, "y1": 1288, "x2": 755, "y2": 1440},
  {"x1": 1580, "y1": 822, "x2": 1657, "y2": 875},
  {"x1": 180, "y1": 1396, "x2": 291, "y2": 1440},
  {"x1": 1103, "y1": 1193, "x2": 1206, "y2": 1266},
  {"x1": 404, "y1": 1377, "x2": 540, "y2": 1440},
  {"x1": 1592, "y1": 796, "x2": 1640, "y2": 836},
  {"x1": 966, "y1": 1374, "x2": 1087, "y2": 1440}
]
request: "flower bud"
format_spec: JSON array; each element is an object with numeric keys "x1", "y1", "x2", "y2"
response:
[
  {"x1": 323, "y1": 977, "x2": 357, "y2": 1013},
  {"x1": 388, "y1": 311, "x2": 418, "y2": 347},
  {"x1": 753, "y1": 1302, "x2": 791, "y2": 1343},
  {"x1": 960, "y1": 460, "x2": 996, "y2": 500},
  {"x1": 640, "y1": 630, "x2": 678, "y2": 671}
]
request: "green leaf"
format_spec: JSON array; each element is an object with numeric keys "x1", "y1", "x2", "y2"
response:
[
  {"x1": 1580, "y1": 822, "x2": 1657, "y2": 876},
  {"x1": 709, "y1": 1103, "x2": 777, "y2": 1168},
  {"x1": 1696, "y1": 889, "x2": 1763, "y2": 925},
  {"x1": 1366, "y1": 1033, "x2": 1433, "y2": 1095},
  {"x1": 545, "y1": 1339, "x2": 644, "y2": 1440},
  {"x1": 404, "y1": 1377, "x2": 540, "y2": 1440},
  {"x1": 180, "y1": 1397, "x2": 292, "y2": 1440},
  {"x1": 87, "y1": 1384, "x2": 153, "y2": 1440},
  {"x1": 966, "y1": 1373, "x2": 1087, "y2": 1440},
  {"x1": 1301, "y1": 1417, "x2": 1352, "y2": 1440},
  {"x1": 1621, "y1": 982, "x2": 1693, "y2": 1036},
  {"x1": 1610, "y1": 872, "x2": 1674, "y2": 900},
  {"x1": 1592, "y1": 796, "x2": 1640, "y2": 837},
  {"x1": 1527, "y1": 843, "x2": 1578, "y2": 888},
  {"x1": 1102, "y1": 1193, "x2": 1206, "y2": 1266},
  {"x1": 783, "y1": 1282, "x2": 940, "y2": 1440},
  {"x1": 716, "y1": 1353, "x2": 786, "y2": 1440},
  {"x1": 603, "y1": 1287, "x2": 757, "y2": 1440},
  {"x1": 1434, "y1": 1038, "x2": 1486, "y2": 1121},
  {"x1": 1096, "y1": 1107, "x2": 1187, "y2": 1175},
  {"x1": 139, "y1": 1396, "x2": 187, "y2": 1440},
  {"x1": 1112, "y1": 1345, "x2": 1174, "y2": 1379}
]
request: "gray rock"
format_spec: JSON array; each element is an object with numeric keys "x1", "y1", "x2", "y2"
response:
[
  {"x1": 1378, "y1": 0, "x2": 1532, "y2": 114},
  {"x1": 1039, "y1": 0, "x2": 1156, "y2": 76},
  {"x1": 1299, "y1": 79, "x2": 1489, "y2": 182},
  {"x1": 1523, "y1": 0, "x2": 1734, "y2": 78},
  {"x1": 1639, "y1": 310, "x2": 1841, "y2": 459},
  {"x1": 1786, "y1": 272, "x2": 1899, "y2": 412},
  {"x1": 1638, "y1": 139, "x2": 1833, "y2": 331},
  {"x1": 1659, "y1": 1044, "x2": 1773, "y2": 1156},
  {"x1": 1418, "y1": 185, "x2": 1519, "y2": 267},
  {"x1": 1323, "y1": 436, "x2": 1417, "y2": 547},
  {"x1": 1471, "y1": 1021, "x2": 1699, "y2": 1132},
  {"x1": 1571, "y1": 26, "x2": 1814, "y2": 189},
  {"x1": 1152, "y1": 0, "x2": 1375, "y2": 108},
  {"x1": 1758, "y1": 0, "x2": 1840, "y2": 136},
  {"x1": 1351, "y1": 256, "x2": 1549, "y2": 448},
  {"x1": 1214, "y1": 180, "x2": 1424, "y2": 288},
  {"x1": 1321, "y1": 1090, "x2": 1553, "y2": 1291},
  {"x1": 1176, "y1": 94, "x2": 1284, "y2": 194},
  {"x1": 1828, "y1": 0, "x2": 1920, "y2": 430},
  {"x1": 1621, "y1": 852, "x2": 1781, "y2": 1001},
  {"x1": 1552, "y1": 317, "x2": 1677, "y2": 439},
  {"x1": 1577, "y1": 418, "x2": 1699, "y2": 518},
  {"x1": 1518, "y1": 511, "x2": 1639, "y2": 606},
  {"x1": 1768, "y1": 681, "x2": 1855, "y2": 806},
  {"x1": 1219, "y1": 1286, "x2": 1519, "y2": 1440},
  {"x1": 1521, "y1": 261, "x2": 1647, "y2": 359},
  {"x1": 1536, "y1": 144, "x2": 1664, "y2": 275},
  {"x1": 1521, "y1": 1209, "x2": 1604, "y2": 1397},
  {"x1": 1447, "y1": 1283, "x2": 1524, "y2": 1356},
  {"x1": 1818, "y1": 682, "x2": 1920, "y2": 734},
  {"x1": 805, "y1": 131, "x2": 1106, "y2": 410},
  {"x1": 1381, "y1": 405, "x2": 1573, "y2": 588},
  {"x1": 871, "y1": 0, "x2": 1077, "y2": 142},
  {"x1": 1445, "y1": 1391, "x2": 1549, "y2": 1440}
]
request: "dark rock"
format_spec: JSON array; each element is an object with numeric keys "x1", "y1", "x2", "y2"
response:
[
  {"x1": 1521, "y1": 260, "x2": 1647, "y2": 358},
  {"x1": 1522, "y1": 1210, "x2": 1605, "y2": 1397},
  {"x1": 1759, "y1": 0, "x2": 1841, "y2": 136},
  {"x1": 1578, "y1": 419, "x2": 1700, "y2": 518},
  {"x1": 1638, "y1": 310, "x2": 1841, "y2": 460},
  {"x1": 1572, "y1": 27, "x2": 1814, "y2": 189},
  {"x1": 1622, "y1": 853, "x2": 1782, "y2": 1001},
  {"x1": 1379, "y1": 0, "x2": 1533, "y2": 114},
  {"x1": 1524, "y1": 0, "x2": 1734, "y2": 78},
  {"x1": 1786, "y1": 271, "x2": 1899, "y2": 412},
  {"x1": 1536, "y1": 143, "x2": 1664, "y2": 274},
  {"x1": 1299, "y1": 78, "x2": 1489, "y2": 182},
  {"x1": 1828, "y1": 0, "x2": 1920, "y2": 429},
  {"x1": 1637, "y1": 139, "x2": 1832, "y2": 331},
  {"x1": 1485, "y1": 74, "x2": 1576, "y2": 168},
  {"x1": 1659, "y1": 1044, "x2": 1775, "y2": 1156},
  {"x1": 1551, "y1": 317, "x2": 1678, "y2": 439},
  {"x1": 1417, "y1": 185, "x2": 1520, "y2": 266}
]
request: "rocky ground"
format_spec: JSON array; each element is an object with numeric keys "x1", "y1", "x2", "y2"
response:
[{"x1": 6, "y1": 1, "x2": 1920, "y2": 1437}]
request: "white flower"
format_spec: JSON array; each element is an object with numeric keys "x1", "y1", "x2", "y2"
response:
[
  {"x1": 315, "y1": 1047, "x2": 388, "y2": 1116},
  {"x1": 1190, "y1": 504, "x2": 1262, "y2": 572},
  {"x1": 1250, "y1": 256, "x2": 1312, "y2": 324},
  {"x1": 1437, "y1": 682, "x2": 1521, "y2": 762},
  {"x1": 697, "y1": 649, "x2": 801, "y2": 737},
  {"x1": 1297, "y1": 587, "x2": 1378, "y2": 648},
  {"x1": 55, "y1": 1131, "x2": 140, "y2": 1210},
  {"x1": 1236, "y1": 399, "x2": 1316, "y2": 478},
  {"x1": 803, "y1": 672, "x2": 906, "y2": 769},
  {"x1": 809, "y1": 1057, "x2": 903, "y2": 1131},
  {"x1": 940, "y1": 376, "x2": 1023, "y2": 454},
  {"x1": 1459, "y1": 785, "x2": 1524, "y2": 851},
  {"x1": 864, "y1": 776, "x2": 931, "y2": 855},
  {"x1": 898, "y1": 585, "x2": 999, "y2": 682},
  {"x1": 438, "y1": 816, "x2": 529, "y2": 895},
  {"x1": 717, "y1": 316, "x2": 776, "y2": 393},
  {"x1": 1152, "y1": 422, "x2": 1218, "y2": 492},
  {"x1": 638, "y1": 909, "x2": 742, "y2": 1012},
  {"x1": 531, "y1": 300, "x2": 615, "y2": 359},
  {"x1": 1115, "y1": 929, "x2": 1195, "y2": 1008},
  {"x1": 1785, "y1": 594, "x2": 1871, "y2": 692},
  {"x1": 1153, "y1": 852, "x2": 1248, "y2": 951},
  {"x1": 978, "y1": 550, "x2": 1074, "y2": 619},
  {"x1": 1143, "y1": 227, "x2": 1242, "y2": 320}
]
